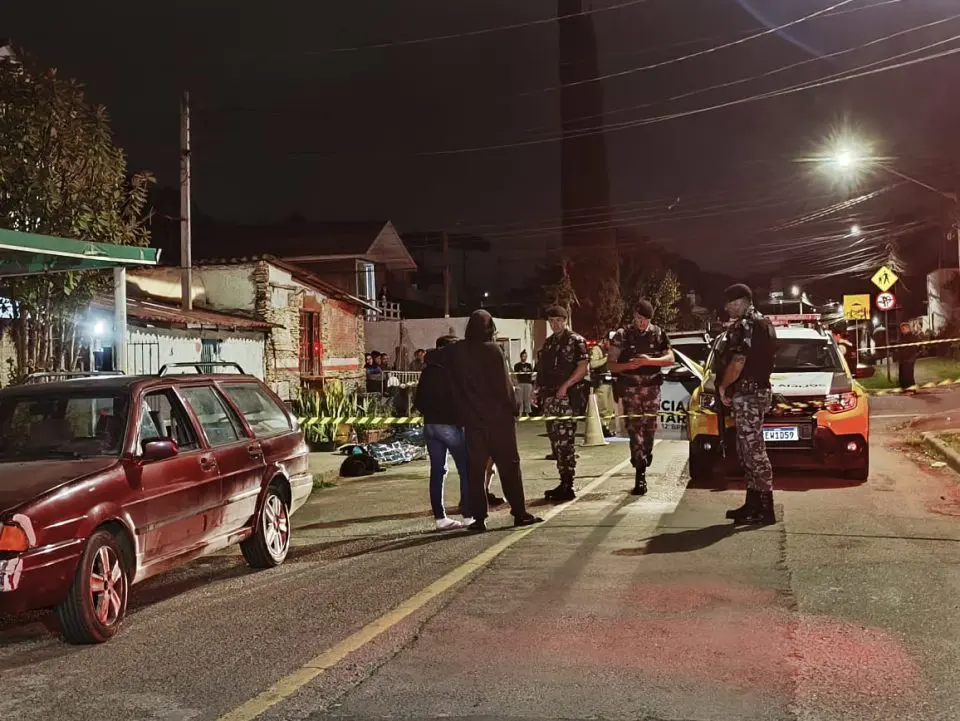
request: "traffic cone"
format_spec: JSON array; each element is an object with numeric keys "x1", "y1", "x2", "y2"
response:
[{"x1": 582, "y1": 388, "x2": 608, "y2": 447}]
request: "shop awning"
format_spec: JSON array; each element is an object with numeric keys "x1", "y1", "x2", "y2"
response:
[{"x1": 0, "y1": 228, "x2": 160, "y2": 277}]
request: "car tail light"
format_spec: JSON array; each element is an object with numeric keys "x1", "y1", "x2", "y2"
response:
[
  {"x1": 0, "y1": 523, "x2": 29, "y2": 552},
  {"x1": 824, "y1": 392, "x2": 858, "y2": 414}
]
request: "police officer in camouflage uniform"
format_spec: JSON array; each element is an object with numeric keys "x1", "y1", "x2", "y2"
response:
[
  {"x1": 718, "y1": 284, "x2": 778, "y2": 525},
  {"x1": 537, "y1": 305, "x2": 590, "y2": 502},
  {"x1": 607, "y1": 299, "x2": 675, "y2": 495}
]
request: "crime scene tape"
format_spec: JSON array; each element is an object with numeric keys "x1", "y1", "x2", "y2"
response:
[{"x1": 870, "y1": 336, "x2": 960, "y2": 352}]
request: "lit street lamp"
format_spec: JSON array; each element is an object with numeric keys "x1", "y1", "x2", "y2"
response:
[
  {"x1": 850, "y1": 224, "x2": 861, "y2": 237},
  {"x1": 822, "y1": 140, "x2": 960, "y2": 266}
]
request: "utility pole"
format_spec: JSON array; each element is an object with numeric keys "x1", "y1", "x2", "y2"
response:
[
  {"x1": 442, "y1": 230, "x2": 450, "y2": 318},
  {"x1": 180, "y1": 91, "x2": 193, "y2": 311}
]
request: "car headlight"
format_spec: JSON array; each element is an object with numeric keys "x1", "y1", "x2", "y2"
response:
[
  {"x1": 700, "y1": 392, "x2": 718, "y2": 411},
  {"x1": 824, "y1": 392, "x2": 858, "y2": 414}
]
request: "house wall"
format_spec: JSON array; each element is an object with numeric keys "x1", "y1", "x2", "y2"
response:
[
  {"x1": 365, "y1": 317, "x2": 544, "y2": 369},
  {"x1": 128, "y1": 327, "x2": 266, "y2": 379}
]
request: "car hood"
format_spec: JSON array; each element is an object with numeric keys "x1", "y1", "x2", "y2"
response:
[
  {"x1": 703, "y1": 371, "x2": 851, "y2": 397},
  {"x1": 0, "y1": 458, "x2": 119, "y2": 514}
]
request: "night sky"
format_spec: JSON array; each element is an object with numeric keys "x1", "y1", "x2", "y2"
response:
[{"x1": 5, "y1": 0, "x2": 960, "y2": 287}]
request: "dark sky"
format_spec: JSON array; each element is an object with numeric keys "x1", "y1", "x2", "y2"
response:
[{"x1": 5, "y1": 0, "x2": 960, "y2": 286}]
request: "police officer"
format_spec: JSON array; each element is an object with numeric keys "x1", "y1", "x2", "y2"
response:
[
  {"x1": 718, "y1": 283, "x2": 777, "y2": 525},
  {"x1": 537, "y1": 305, "x2": 589, "y2": 502},
  {"x1": 607, "y1": 299, "x2": 675, "y2": 495}
]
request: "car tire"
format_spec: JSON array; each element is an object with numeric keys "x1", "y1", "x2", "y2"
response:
[
  {"x1": 56, "y1": 529, "x2": 130, "y2": 644},
  {"x1": 241, "y1": 483, "x2": 291, "y2": 569},
  {"x1": 846, "y1": 446, "x2": 869, "y2": 482},
  {"x1": 689, "y1": 445, "x2": 717, "y2": 482}
]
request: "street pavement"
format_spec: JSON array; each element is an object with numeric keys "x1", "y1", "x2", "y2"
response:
[{"x1": 2, "y1": 398, "x2": 960, "y2": 721}]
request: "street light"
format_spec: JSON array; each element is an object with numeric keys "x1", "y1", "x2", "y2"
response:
[
  {"x1": 790, "y1": 285, "x2": 800, "y2": 297},
  {"x1": 850, "y1": 224, "x2": 861, "y2": 237}
]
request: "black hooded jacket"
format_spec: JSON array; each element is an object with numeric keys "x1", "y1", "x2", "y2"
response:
[
  {"x1": 446, "y1": 310, "x2": 518, "y2": 427},
  {"x1": 413, "y1": 347, "x2": 459, "y2": 425}
]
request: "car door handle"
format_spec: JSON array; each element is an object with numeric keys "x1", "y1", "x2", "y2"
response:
[
  {"x1": 247, "y1": 444, "x2": 264, "y2": 459},
  {"x1": 199, "y1": 456, "x2": 218, "y2": 472}
]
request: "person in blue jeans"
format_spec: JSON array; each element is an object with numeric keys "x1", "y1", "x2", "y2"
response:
[{"x1": 413, "y1": 335, "x2": 473, "y2": 530}]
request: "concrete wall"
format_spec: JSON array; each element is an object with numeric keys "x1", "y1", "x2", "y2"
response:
[
  {"x1": 365, "y1": 317, "x2": 545, "y2": 369},
  {"x1": 128, "y1": 327, "x2": 266, "y2": 379}
]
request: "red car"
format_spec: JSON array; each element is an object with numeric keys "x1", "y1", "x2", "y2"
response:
[{"x1": 0, "y1": 366, "x2": 312, "y2": 643}]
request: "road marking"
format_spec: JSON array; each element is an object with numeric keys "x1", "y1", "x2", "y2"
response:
[
  {"x1": 872, "y1": 413, "x2": 920, "y2": 419},
  {"x1": 216, "y1": 453, "x2": 638, "y2": 721}
]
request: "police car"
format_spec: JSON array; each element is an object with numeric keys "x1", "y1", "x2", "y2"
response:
[
  {"x1": 683, "y1": 314, "x2": 873, "y2": 481},
  {"x1": 654, "y1": 332, "x2": 712, "y2": 441}
]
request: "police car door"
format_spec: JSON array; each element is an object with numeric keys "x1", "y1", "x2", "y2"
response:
[{"x1": 658, "y1": 348, "x2": 704, "y2": 441}]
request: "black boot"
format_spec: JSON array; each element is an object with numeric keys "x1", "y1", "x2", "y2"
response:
[
  {"x1": 545, "y1": 482, "x2": 576, "y2": 502},
  {"x1": 726, "y1": 489, "x2": 759, "y2": 521},
  {"x1": 631, "y1": 468, "x2": 647, "y2": 496},
  {"x1": 735, "y1": 490, "x2": 776, "y2": 526}
]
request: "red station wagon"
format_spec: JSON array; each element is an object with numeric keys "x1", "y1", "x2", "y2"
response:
[{"x1": 0, "y1": 364, "x2": 312, "y2": 643}]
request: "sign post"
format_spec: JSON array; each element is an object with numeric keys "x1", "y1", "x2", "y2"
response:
[
  {"x1": 872, "y1": 270, "x2": 900, "y2": 383},
  {"x1": 843, "y1": 294, "x2": 871, "y2": 365}
]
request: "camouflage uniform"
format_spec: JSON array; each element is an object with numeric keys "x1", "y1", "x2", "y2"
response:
[
  {"x1": 611, "y1": 324, "x2": 671, "y2": 494},
  {"x1": 538, "y1": 329, "x2": 589, "y2": 492},
  {"x1": 726, "y1": 307, "x2": 775, "y2": 493}
]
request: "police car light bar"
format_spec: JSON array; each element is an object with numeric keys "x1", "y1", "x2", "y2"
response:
[{"x1": 768, "y1": 313, "x2": 822, "y2": 326}]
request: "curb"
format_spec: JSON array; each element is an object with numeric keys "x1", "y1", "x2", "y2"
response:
[{"x1": 921, "y1": 431, "x2": 960, "y2": 475}]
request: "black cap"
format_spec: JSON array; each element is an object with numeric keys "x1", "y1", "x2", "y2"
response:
[
  {"x1": 545, "y1": 305, "x2": 568, "y2": 319},
  {"x1": 631, "y1": 299, "x2": 655, "y2": 320},
  {"x1": 723, "y1": 283, "x2": 753, "y2": 303}
]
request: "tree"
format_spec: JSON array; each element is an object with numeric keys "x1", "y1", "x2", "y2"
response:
[
  {"x1": 540, "y1": 256, "x2": 579, "y2": 321},
  {"x1": 0, "y1": 45, "x2": 152, "y2": 378}
]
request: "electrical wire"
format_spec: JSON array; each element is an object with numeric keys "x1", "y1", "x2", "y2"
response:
[
  {"x1": 317, "y1": 0, "x2": 655, "y2": 54},
  {"x1": 420, "y1": 40, "x2": 960, "y2": 155}
]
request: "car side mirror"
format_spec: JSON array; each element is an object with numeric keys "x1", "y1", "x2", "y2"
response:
[
  {"x1": 853, "y1": 365, "x2": 875, "y2": 379},
  {"x1": 141, "y1": 438, "x2": 178, "y2": 461}
]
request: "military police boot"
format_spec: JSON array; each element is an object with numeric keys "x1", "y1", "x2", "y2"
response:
[
  {"x1": 738, "y1": 490, "x2": 776, "y2": 526},
  {"x1": 725, "y1": 489, "x2": 759, "y2": 522},
  {"x1": 631, "y1": 468, "x2": 647, "y2": 496},
  {"x1": 545, "y1": 481, "x2": 576, "y2": 502}
]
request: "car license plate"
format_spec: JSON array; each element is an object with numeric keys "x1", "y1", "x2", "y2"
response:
[{"x1": 763, "y1": 426, "x2": 799, "y2": 442}]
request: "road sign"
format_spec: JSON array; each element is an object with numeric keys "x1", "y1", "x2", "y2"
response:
[
  {"x1": 876, "y1": 292, "x2": 896, "y2": 311},
  {"x1": 843, "y1": 294, "x2": 871, "y2": 321},
  {"x1": 871, "y1": 265, "x2": 899, "y2": 292}
]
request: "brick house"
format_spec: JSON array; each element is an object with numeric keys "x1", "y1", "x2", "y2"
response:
[{"x1": 129, "y1": 257, "x2": 372, "y2": 400}]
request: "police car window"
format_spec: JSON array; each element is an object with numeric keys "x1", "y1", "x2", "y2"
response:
[{"x1": 774, "y1": 340, "x2": 842, "y2": 372}]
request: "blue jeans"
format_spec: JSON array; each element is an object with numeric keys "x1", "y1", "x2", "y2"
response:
[{"x1": 424, "y1": 424, "x2": 470, "y2": 519}]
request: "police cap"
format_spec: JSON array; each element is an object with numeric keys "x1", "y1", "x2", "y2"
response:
[
  {"x1": 723, "y1": 283, "x2": 753, "y2": 303},
  {"x1": 545, "y1": 305, "x2": 568, "y2": 319}
]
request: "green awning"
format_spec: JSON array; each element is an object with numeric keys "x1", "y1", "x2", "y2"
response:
[{"x1": 0, "y1": 228, "x2": 160, "y2": 277}]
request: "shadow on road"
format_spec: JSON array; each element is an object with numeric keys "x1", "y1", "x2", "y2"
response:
[
  {"x1": 612, "y1": 523, "x2": 749, "y2": 556},
  {"x1": 687, "y1": 473, "x2": 863, "y2": 493}
]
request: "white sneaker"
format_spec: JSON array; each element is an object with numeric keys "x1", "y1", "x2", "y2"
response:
[
  {"x1": 461, "y1": 517, "x2": 475, "y2": 526},
  {"x1": 436, "y1": 517, "x2": 463, "y2": 531}
]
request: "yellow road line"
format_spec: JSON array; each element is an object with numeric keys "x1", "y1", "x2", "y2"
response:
[{"x1": 216, "y1": 454, "x2": 636, "y2": 721}]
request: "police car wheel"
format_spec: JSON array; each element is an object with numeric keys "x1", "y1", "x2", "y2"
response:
[
  {"x1": 845, "y1": 446, "x2": 869, "y2": 482},
  {"x1": 689, "y1": 447, "x2": 717, "y2": 482}
]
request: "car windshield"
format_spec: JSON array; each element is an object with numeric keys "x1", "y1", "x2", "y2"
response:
[
  {"x1": 774, "y1": 338, "x2": 843, "y2": 372},
  {"x1": 672, "y1": 340, "x2": 710, "y2": 364},
  {"x1": 0, "y1": 392, "x2": 129, "y2": 460}
]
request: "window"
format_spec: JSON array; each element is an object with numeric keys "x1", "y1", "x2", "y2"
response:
[
  {"x1": 300, "y1": 310, "x2": 322, "y2": 376},
  {"x1": 180, "y1": 386, "x2": 244, "y2": 447},
  {"x1": 138, "y1": 389, "x2": 199, "y2": 452},
  {"x1": 774, "y1": 339, "x2": 843, "y2": 372},
  {"x1": 0, "y1": 393, "x2": 129, "y2": 459},
  {"x1": 356, "y1": 260, "x2": 376, "y2": 301},
  {"x1": 222, "y1": 384, "x2": 291, "y2": 438}
]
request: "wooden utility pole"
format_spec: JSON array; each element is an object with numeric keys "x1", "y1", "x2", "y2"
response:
[
  {"x1": 180, "y1": 91, "x2": 193, "y2": 311},
  {"x1": 442, "y1": 230, "x2": 450, "y2": 318}
]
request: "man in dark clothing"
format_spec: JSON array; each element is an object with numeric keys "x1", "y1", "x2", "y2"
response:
[
  {"x1": 513, "y1": 350, "x2": 535, "y2": 415},
  {"x1": 718, "y1": 283, "x2": 778, "y2": 525},
  {"x1": 896, "y1": 322, "x2": 919, "y2": 393},
  {"x1": 413, "y1": 335, "x2": 472, "y2": 531},
  {"x1": 446, "y1": 309, "x2": 543, "y2": 532}
]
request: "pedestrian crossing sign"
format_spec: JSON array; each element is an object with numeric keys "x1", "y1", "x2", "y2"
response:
[{"x1": 871, "y1": 265, "x2": 898, "y2": 292}]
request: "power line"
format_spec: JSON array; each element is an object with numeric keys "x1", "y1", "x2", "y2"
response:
[
  {"x1": 317, "y1": 0, "x2": 654, "y2": 54},
  {"x1": 420, "y1": 40, "x2": 960, "y2": 156}
]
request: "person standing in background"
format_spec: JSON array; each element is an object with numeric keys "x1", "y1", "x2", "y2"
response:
[
  {"x1": 514, "y1": 349, "x2": 535, "y2": 415},
  {"x1": 589, "y1": 334, "x2": 615, "y2": 438},
  {"x1": 896, "y1": 322, "x2": 919, "y2": 393},
  {"x1": 412, "y1": 348, "x2": 426, "y2": 372}
]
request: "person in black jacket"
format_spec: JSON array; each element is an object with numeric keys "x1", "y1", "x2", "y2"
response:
[
  {"x1": 413, "y1": 335, "x2": 472, "y2": 531},
  {"x1": 446, "y1": 310, "x2": 543, "y2": 532}
]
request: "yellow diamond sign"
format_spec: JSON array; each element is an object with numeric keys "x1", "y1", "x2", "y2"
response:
[{"x1": 871, "y1": 265, "x2": 898, "y2": 292}]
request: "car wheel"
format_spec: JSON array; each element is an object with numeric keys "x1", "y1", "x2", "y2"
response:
[
  {"x1": 56, "y1": 529, "x2": 129, "y2": 644},
  {"x1": 241, "y1": 483, "x2": 291, "y2": 569},
  {"x1": 846, "y1": 446, "x2": 869, "y2": 482},
  {"x1": 689, "y1": 444, "x2": 717, "y2": 482}
]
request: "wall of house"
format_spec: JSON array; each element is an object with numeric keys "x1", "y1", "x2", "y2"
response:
[
  {"x1": 322, "y1": 299, "x2": 364, "y2": 390},
  {"x1": 364, "y1": 317, "x2": 544, "y2": 369},
  {"x1": 127, "y1": 327, "x2": 266, "y2": 379}
]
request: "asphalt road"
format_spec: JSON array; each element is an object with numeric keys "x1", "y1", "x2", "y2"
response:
[{"x1": 2, "y1": 405, "x2": 960, "y2": 721}]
